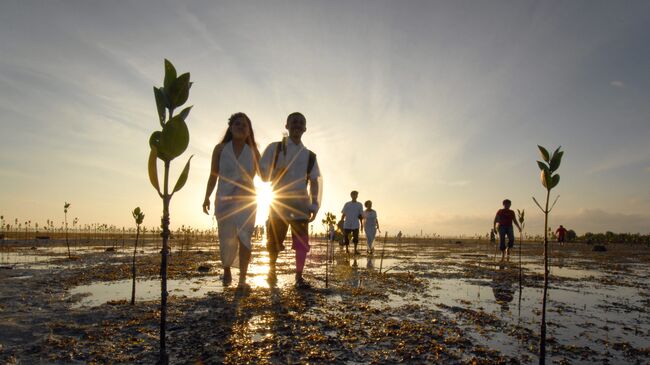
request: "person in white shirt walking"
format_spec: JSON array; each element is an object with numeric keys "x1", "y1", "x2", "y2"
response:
[
  {"x1": 259, "y1": 112, "x2": 322, "y2": 289},
  {"x1": 363, "y1": 200, "x2": 380, "y2": 254},
  {"x1": 341, "y1": 191, "x2": 364, "y2": 255}
]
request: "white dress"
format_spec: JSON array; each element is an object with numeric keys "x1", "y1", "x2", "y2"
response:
[
  {"x1": 363, "y1": 210, "x2": 378, "y2": 249},
  {"x1": 215, "y1": 142, "x2": 256, "y2": 268}
]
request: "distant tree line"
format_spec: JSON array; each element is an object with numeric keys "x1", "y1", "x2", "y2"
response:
[{"x1": 578, "y1": 231, "x2": 650, "y2": 244}]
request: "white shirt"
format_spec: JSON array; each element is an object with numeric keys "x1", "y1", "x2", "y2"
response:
[
  {"x1": 363, "y1": 210, "x2": 377, "y2": 230},
  {"x1": 260, "y1": 138, "x2": 321, "y2": 219},
  {"x1": 341, "y1": 201, "x2": 364, "y2": 229}
]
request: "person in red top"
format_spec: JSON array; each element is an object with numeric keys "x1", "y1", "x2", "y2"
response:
[
  {"x1": 555, "y1": 225, "x2": 568, "y2": 246},
  {"x1": 493, "y1": 199, "x2": 522, "y2": 261}
]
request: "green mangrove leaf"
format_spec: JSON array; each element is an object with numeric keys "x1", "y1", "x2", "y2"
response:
[
  {"x1": 550, "y1": 174, "x2": 560, "y2": 189},
  {"x1": 538, "y1": 145, "x2": 550, "y2": 162},
  {"x1": 172, "y1": 155, "x2": 193, "y2": 194},
  {"x1": 132, "y1": 207, "x2": 144, "y2": 225},
  {"x1": 163, "y1": 59, "x2": 177, "y2": 92},
  {"x1": 148, "y1": 147, "x2": 161, "y2": 195},
  {"x1": 541, "y1": 169, "x2": 554, "y2": 189},
  {"x1": 149, "y1": 131, "x2": 172, "y2": 161},
  {"x1": 550, "y1": 150, "x2": 563, "y2": 171},
  {"x1": 153, "y1": 87, "x2": 166, "y2": 126},
  {"x1": 149, "y1": 131, "x2": 161, "y2": 149},
  {"x1": 170, "y1": 73, "x2": 191, "y2": 108},
  {"x1": 537, "y1": 161, "x2": 549, "y2": 171},
  {"x1": 178, "y1": 105, "x2": 193, "y2": 121},
  {"x1": 160, "y1": 115, "x2": 189, "y2": 160}
]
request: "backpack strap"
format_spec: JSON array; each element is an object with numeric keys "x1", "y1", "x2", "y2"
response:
[
  {"x1": 307, "y1": 150, "x2": 316, "y2": 175},
  {"x1": 271, "y1": 141, "x2": 283, "y2": 173}
]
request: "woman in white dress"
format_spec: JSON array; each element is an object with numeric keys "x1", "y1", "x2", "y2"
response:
[
  {"x1": 363, "y1": 200, "x2": 380, "y2": 254},
  {"x1": 202, "y1": 113, "x2": 260, "y2": 286}
]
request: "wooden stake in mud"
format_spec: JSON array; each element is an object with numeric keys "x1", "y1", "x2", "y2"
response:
[
  {"x1": 516, "y1": 209, "x2": 525, "y2": 319},
  {"x1": 64, "y1": 202, "x2": 71, "y2": 259},
  {"x1": 379, "y1": 231, "x2": 388, "y2": 274},
  {"x1": 325, "y1": 233, "x2": 329, "y2": 288}
]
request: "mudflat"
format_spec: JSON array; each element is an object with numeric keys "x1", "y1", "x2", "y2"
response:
[{"x1": 1, "y1": 238, "x2": 649, "y2": 364}]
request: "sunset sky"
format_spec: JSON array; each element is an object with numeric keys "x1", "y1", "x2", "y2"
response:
[{"x1": 1, "y1": 1, "x2": 649, "y2": 236}]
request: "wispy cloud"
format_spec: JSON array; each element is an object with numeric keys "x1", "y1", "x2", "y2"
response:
[
  {"x1": 610, "y1": 80, "x2": 625, "y2": 88},
  {"x1": 587, "y1": 145, "x2": 650, "y2": 174}
]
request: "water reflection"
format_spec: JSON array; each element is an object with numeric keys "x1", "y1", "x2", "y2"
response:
[{"x1": 491, "y1": 264, "x2": 515, "y2": 312}]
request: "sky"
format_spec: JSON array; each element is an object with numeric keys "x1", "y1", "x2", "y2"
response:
[{"x1": 1, "y1": 0, "x2": 649, "y2": 236}]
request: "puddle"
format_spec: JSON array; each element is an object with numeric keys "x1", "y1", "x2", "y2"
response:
[
  {"x1": 69, "y1": 278, "x2": 223, "y2": 308},
  {"x1": 521, "y1": 263, "x2": 604, "y2": 279}
]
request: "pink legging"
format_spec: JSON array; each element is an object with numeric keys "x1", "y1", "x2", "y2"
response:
[{"x1": 292, "y1": 230, "x2": 310, "y2": 273}]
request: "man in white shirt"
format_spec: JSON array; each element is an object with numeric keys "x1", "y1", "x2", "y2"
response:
[
  {"x1": 341, "y1": 190, "x2": 364, "y2": 255},
  {"x1": 260, "y1": 112, "x2": 321, "y2": 289}
]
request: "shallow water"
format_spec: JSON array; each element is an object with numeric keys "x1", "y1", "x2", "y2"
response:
[{"x1": 26, "y1": 240, "x2": 650, "y2": 363}]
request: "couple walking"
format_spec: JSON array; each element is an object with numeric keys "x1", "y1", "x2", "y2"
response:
[
  {"x1": 341, "y1": 191, "x2": 380, "y2": 255},
  {"x1": 202, "y1": 112, "x2": 321, "y2": 289}
]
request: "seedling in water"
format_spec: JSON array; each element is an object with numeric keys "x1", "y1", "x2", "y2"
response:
[
  {"x1": 131, "y1": 207, "x2": 145, "y2": 305},
  {"x1": 532, "y1": 145, "x2": 563, "y2": 365}
]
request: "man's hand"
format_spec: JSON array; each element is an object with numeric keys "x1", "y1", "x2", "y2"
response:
[
  {"x1": 202, "y1": 199, "x2": 210, "y2": 215},
  {"x1": 308, "y1": 203, "x2": 319, "y2": 222}
]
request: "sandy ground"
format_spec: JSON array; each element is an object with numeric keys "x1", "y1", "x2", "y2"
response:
[{"x1": 1, "y1": 238, "x2": 649, "y2": 364}]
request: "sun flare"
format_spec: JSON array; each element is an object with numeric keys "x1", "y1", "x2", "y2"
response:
[{"x1": 254, "y1": 176, "x2": 274, "y2": 225}]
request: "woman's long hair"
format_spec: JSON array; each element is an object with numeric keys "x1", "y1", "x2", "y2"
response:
[{"x1": 219, "y1": 112, "x2": 257, "y2": 147}]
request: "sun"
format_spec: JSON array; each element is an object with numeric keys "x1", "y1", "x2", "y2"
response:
[{"x1": 254, "y1": 176, "x2": 274, "y2": 225}]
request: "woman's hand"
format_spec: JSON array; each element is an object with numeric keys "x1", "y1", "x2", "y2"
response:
[{"x1": 202, "y1": 198, "x2": 210, "y2": 215}]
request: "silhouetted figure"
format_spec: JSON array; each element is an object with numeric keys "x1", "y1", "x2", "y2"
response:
[
  {"x1": 341, "y1": 191, "x2": 364, "y2": 255},
  {"x1": 493, "y1": 199, "x2": 522, "y2": 261},
  {"x1": 555, "y1": 225, "x2": 568, "y2": 246},
  {"x1": 363, "y1": 200, "x2": 380, "y2": 254},
  {"x1": 202, "y1": 113, "x2": 260, "y2": 288},
  {"x1": 260, "y1": 112, "x2": 321, "y2": 289}
]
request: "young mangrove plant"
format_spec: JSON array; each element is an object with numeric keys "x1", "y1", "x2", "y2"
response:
[
  {"x1": 532, "y1": 145, "x2": 563, "y2": 365},
  {"x1": 321, "y1": 212, "x2": 337, "y2": 287},
  {"x1": 516, "y1": 209, "x2": 525, "y2": 286},
  {"x1": 64, "y1": 202, "x2": 71, "y2": 258},
  {"x1": 516, "y1": 208, "x2": 525, "y2": 318},
  {"x1": 147, "y1": 59, "x2": 193, "y2": 364},
  {"x1": 131, "y1": 207, "x2": 145, "y2": 305}
]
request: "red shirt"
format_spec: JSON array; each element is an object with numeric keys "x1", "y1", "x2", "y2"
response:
[
  {"x1": 496, "y1": 209, "x2": 516, "y2": 227},
  {"x1": 556, "y1": 227, "x2": 567, "y2": 238}
]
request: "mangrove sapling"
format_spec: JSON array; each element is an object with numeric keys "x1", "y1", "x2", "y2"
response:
[
  {"x1": 321, "y1": 212, "x2": 337, "y2": 288},
  {"x1": 131, "y1": 207, "x2": 145, "y2": 305},
  {"x1": 532, "y1": 145, "x2": 563, "y2": 365},
  {"x1": 516, "y1": 209, "x2": 525, "y2": 319},
  {"x1": 147, "y1": 59, "x2": 194, "y2": 364},
  {"x1": 64, "y1": 202, "x2": 71, "y2": 259},
  {"x1": 379, "y1": 231, "x2": 388, "y2": 274}
]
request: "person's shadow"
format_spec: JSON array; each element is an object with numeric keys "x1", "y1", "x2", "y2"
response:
[
  {"x1": 491, "y1": 264, "x2": 515, "y2": 312},
  {"x1": 169, "y1": 283, "x2": 252, "y2": 363}
]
